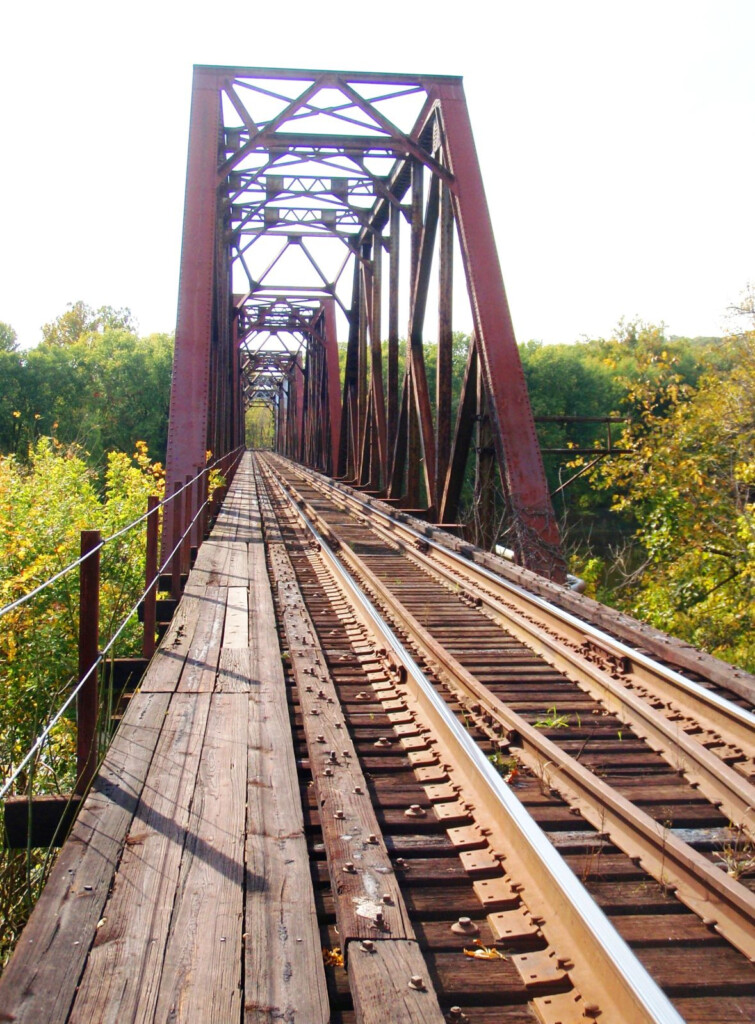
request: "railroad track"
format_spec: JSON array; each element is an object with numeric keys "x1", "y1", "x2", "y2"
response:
[{"x1": 255, "y1": 452, "x2": 755, "y2": 1023}]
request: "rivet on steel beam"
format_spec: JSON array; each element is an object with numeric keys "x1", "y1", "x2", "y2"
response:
[
  {"x1": 451, "y1": 917, "x2": 479, "y2": 935},
  {"x1": 374, "y1": 910, "x2": 385, "y2": 927},
  {"x1": 334, "y1": 810, "x2": 344, "y2": 820},
  {"x1": 342, "y1": 749, "x2": 350, "y2": 757},
  {"x1": 374, "y1": 737, "x2": 391, "y2": 747},
  {"x1": 583, "y1": 1006, "x2": 601, "y2": 1019},
  {"x1": 367, "y1": 834, "x2": 378, "y2": 844},
  {"x1": 360, "y1": 940, "x2": 375, "y2": 952},
  {"x1": 353, "y1": 786, "x2": 363, "y2": 795},
  {"x1": 408, "y1": 975, "x2": 425, "y2": 991},
  {"x1": 316, "y1": 735, "x2": 325, "y2": 743},
  {"x1": 405, "y1": 804, "x2": 426, "y2": 818},
  {"x1": 344, "y1": 862, "x2": 356, "y2": 873},
  {"x1": 382, "y1": 893, "x2": 393, "y2": 904}
]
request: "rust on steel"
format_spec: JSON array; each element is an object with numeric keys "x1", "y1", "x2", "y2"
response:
[{"x1": 164, "y1": 65, "x2": 564, "y2": 579}]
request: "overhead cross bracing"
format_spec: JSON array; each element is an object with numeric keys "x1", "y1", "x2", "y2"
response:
[{"x1": 164, "y1": 65, "x2": 565, "y2": 579}]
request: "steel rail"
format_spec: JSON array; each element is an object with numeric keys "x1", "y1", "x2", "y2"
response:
[
  {"x1": 257, "y1": 458, "x2": 686, "y2": 1024},
  {"x1": 276, "y1": 457, "x2": 754, "y2": 722},
  {"x1": 261, "y1": 455, "x2": 755, "y2": 962},
  {"x1": 270, "y1": 458, "x2": 753, "y2": 790}
]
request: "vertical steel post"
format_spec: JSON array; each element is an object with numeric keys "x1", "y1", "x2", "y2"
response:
[
  {"x1": 199, "y1": 466, "x2": 208, "y2": 541},
  {"x1": 323, "y1": 299, "x2": 342, "y2": 477},
  {"x1": 388, "y1": 200, "x2": 400, "y2": 470},
  {"x1": 142, "y1": 496, "x2": 159, "y2": 660},
  {"x1": 437, "y1": 79, "x2": 564, "y2": 579},
  {"x1": 76, "y1": 530, "x2": 100, "y2": 795},
  {"x1": 437, "y1": 178, "x2": 454, "y2": 509},
  {"x1": 163, "y1": 68, "x2": 222, "y2": 561},
  {"x1": 182, "y1": 474, "x2": 193, "y2": 575},
  {"x1": 170, "y1": 482, "x2": 183, "y2": 600}
]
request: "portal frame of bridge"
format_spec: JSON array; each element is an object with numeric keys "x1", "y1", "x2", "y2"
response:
[{"x1": 164, "y1": 65, "x2": 565, "y2": 579}]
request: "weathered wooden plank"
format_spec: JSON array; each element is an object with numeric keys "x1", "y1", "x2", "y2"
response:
[
  {"x1": 154, "y1": 694, "x2": 247, "y2": 1023},
  {"x1": 175, "y1": 587, "x2": 226, "y2": 693},
  {"x1": 248, "y1": 537, "x2": 280, "y2": 687},
  {"x1": 190, "y1": 539, "x2": 232, "y2": 586},
  {"x1": 176, "y1": 643, "x2": 221, "y2": 693},
  {"x1": 226, "y1": 538, "x2": 250, "y2": 585},
  {"x1": 68, "y1": 693, "x2": 211, "y2": 1024},
  {"x1": 224, "y1": 585, "x2": 249, "y2": 647},
  {"x1": 144, "y1": 586, "x2": 227, "y2": 693},
  {"x1": 268, "y1": 542, "x2": 412, "y2": 944},
  {"x1": 244, "y1": 477, "x2": 329, "y2": 1024},
  {"x1": 348, "y1": 939, "x2": 445, "y2": 1023},
  {"x1": 0, "y1": 692, "x2": 170, "y2": 1024},
  {"x1": 216, "y1": 646, "x2": 252, "y2": 693}
]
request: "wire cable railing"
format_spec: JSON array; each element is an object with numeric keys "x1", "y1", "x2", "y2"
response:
[
  {"x1": 0, "y1": 445, "x2": 245, "y2": 804},
  {"x1": 0, "y1": 446, "x2": 244, "y2": 622}
]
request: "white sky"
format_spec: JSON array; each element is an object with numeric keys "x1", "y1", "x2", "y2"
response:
[{"x1": 1, "y1": 0, "x2": 753, "y2": 349}]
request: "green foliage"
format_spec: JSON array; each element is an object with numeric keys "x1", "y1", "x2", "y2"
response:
[
  {"x1": 0, "y1": 322, "x2": 17, "y2": 353},
  {"x1": 0, "y1": 329, "x2": 173, "y2": 467},
  {"x1": 583, "y1": 322, "x2": 755, "y2": 671},
  {"x1": 245, "y1": 404, "x2": 275, "y2": 449},
  {"x1": 0, "y1": 438, "x2": 165, "y2": 799},
  {"x1": 40, "y1": 301, "x2": 135, "y2": 347},
  {"x1": 533, "y1": 705, "x2": 570, "y2": 729},
  {"x1": 0, "y1": 436, "x2": 164, "y2": 968}
]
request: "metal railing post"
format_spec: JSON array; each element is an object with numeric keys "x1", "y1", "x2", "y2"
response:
[
  {"x1": 76, "y1": 530, "x2": 101, "y2": 795},
  {"x1": 170, "y1": 481, "x2": 182, "y2": 599},
  {"x1": 142, "y1": 495, "x2": 159, "y2": 659},
  {"x1": 181, "y1": 474, "x2": 193, "y2": 574}
]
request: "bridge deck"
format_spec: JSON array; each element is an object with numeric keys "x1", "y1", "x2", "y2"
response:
[{"x1": 0, "y1": 453, "x2": 330, "y2": 1023}]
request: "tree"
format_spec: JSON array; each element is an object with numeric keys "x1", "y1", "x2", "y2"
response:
[
  {"x1": 0, "y1": 328, "x2": 173, "y2": 466},
  {"x1": 586, "y1": 325, "x2": 755, "y2": 671},
  {"x1": 0, "y1": 322, "x2": 17, "y2": 352},
  {"x1": 40, "y1": 301, "x2": 136, "y2": 347}
]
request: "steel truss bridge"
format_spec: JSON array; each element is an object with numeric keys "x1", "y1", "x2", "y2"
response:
[
  {"x1": 163, "y1": 64, "x2": 564, "y2": 580},
  {"x1": 2, "y1": 66, "x2": 754, "y2": 1024}
]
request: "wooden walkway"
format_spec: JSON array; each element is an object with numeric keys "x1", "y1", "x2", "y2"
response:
[{"x1": 0, "y1": 454, "x2": 330, "y2": 1023}]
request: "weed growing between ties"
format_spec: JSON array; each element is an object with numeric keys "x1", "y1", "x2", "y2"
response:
[{"x1": 715, "y1": 821, "x2": 755, "y2": 879}]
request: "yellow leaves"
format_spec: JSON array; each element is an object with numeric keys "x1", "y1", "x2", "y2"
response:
[
  {"x1": 322, "y1": 946, "x2": 344, "y2": 967},
  {"x1": 463, "y1": 939, "x2": 506, "y2": 960},
  {"x1": 12, "y1": 411, "x2": 20, "y2": 419}
]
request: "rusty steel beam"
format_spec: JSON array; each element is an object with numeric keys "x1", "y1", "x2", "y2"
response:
[{"x1": 164, "y1": 66, "x2": 564, "y2": 578}]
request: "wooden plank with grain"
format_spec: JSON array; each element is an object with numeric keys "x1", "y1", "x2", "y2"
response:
[
  {"x1": 349, "y1": 939, "x2": 445, "y2": 1024},
  {"x1": 267, "y1": 540, "x2": 412, "y2": 944},
  {"x1": 0, "y1": 691, "x2": 170, "y2": 1024},
  {"x1": 68, "y1": 693, "x2": 211, "y2": 1024},
  {"x1": 224, "y1": 585, "x2": 249, "y2": 647},
  {"x1": 216, "y1": 646, "x2": 252, "y2": 693},
  {"x1": 244, "y1": 469, "x2": 329, "y2": 1024},
  {"x1": 154, "y1": 693, "x2": 247, "y2": 1023}
]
